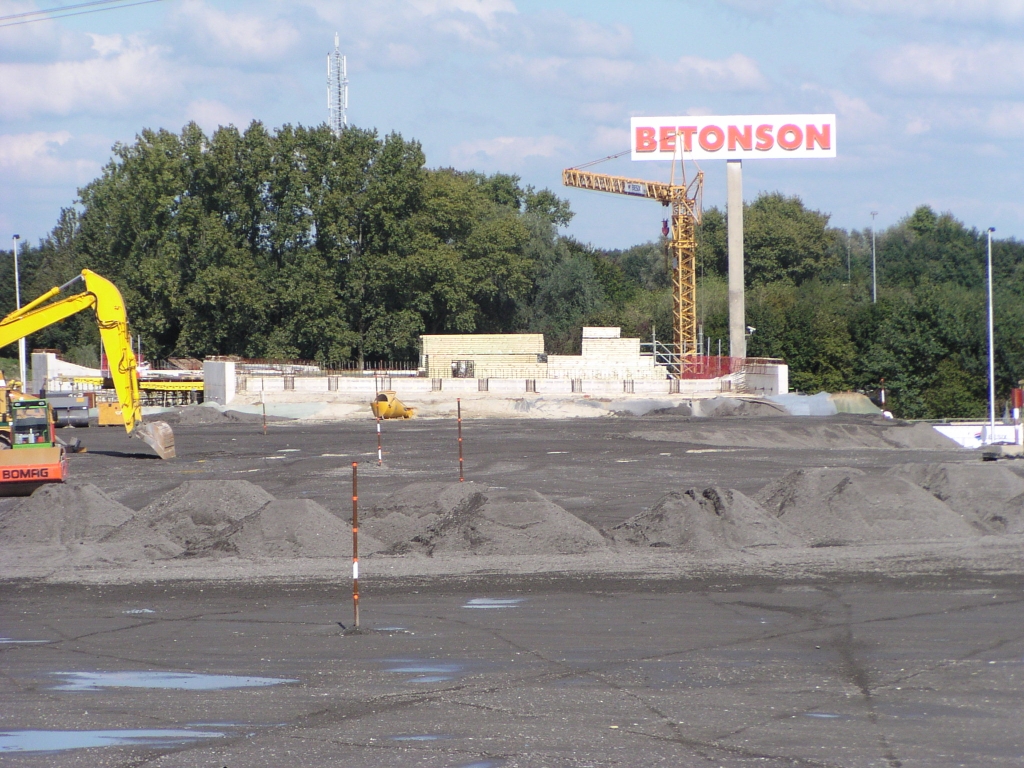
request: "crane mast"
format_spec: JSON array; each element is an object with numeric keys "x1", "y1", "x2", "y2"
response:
[{"x1": 562, "y1": 163, "x2": 703, "y2": 378}]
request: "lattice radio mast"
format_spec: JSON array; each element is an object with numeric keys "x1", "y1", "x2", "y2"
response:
[{"x1": 327, "y1": 33, "x2": 348, "y2": 135}]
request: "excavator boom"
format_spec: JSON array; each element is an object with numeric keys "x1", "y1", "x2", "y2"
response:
[{"x1": 0, "y1": 270, "x2": 175, "y2": 459}]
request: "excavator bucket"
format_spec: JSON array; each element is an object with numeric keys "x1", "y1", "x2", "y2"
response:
[{"x1": 134, "y1": 421, "x2": 176, "y2": 459}]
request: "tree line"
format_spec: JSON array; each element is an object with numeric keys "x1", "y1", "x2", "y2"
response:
[{"x1": 2, "y1": 121, "x2": 1021, "y2": 419}]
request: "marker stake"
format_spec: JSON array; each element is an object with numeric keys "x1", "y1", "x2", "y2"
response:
[
  {"x1": 457, "y1": 398, "x2": 464, "y2": 482},
  {"x1": 352, "y1": 462, "x2": 360, "y2": 630}
]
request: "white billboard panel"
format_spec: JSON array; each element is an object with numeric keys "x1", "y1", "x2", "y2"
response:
[{"x1": 630, "y1": 114, "x2": 836, "y2": 161}]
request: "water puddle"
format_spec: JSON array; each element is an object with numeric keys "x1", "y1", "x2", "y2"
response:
[
  {"x1": 389, "y1": 734, "x2": 451, "y2": 742},
  {"x1": 462, "y1": 598, "x2": 525, "y2": 610},
  {"x1": 122, "y1": 609, "x2": 154, "y2": 615},
  {"x1": 372, "y1": 626, "x2": 414, "y2": 635},
  {"x1": 0, "y1": 729, "x2": 224, "y2": 753},
  {"x1": 458, "y1": 763, "x2": 503, "y2": 768},
  {"x1": 801, "y1": 712, "x2": 847, "y2": 720},
  {"x1": 50, "y1": 671, "x2": 297, "y2": 691},
  {"x1": 383, "y1": 661, "x2": 463, "y2": 684},
  {"x1": 0, "y1": 638, "x2": 49, "y2": 644},
  {"x1": 277, "y1": 449, "x2": 301, "y2": 453}
]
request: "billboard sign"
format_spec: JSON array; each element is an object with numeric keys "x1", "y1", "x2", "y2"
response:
[{"x1": 630, "y1": 114, "x2": 836, "y2": 161}]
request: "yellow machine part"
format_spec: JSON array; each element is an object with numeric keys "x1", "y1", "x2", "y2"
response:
[
  {"x1": 97, "y1": 401, "x2": 124, "y2": 426},
  {"x1": 0, "y1": 270, "x2": 175, "y2": 459},
  {"x1": 371, "y1": 391, "x2": 416, "y2": 419}
]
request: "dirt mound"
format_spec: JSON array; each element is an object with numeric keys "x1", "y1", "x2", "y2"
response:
[
  {"x1": 0, "y1": 483, "x2": 135, "y2": 545},
  {"x1": 196, "y1": 499, "x2": 384, "y2": 559},
  {"x1": 607, "y1": 487, "x2": 800, "y2": 553},
  {"x1": 407, "y1": 487, "x2": 606, "y2": 556},
  {"x1": 757, "y1": 468, "x2": 981, "y2": 546},
  {"x1": 362, "y1": 481, "x2": 482, "y2": 546},
  {"x1": 887, "y1": 462, "x2": 1024, "y2": 533},
  {"x1": 636, "y1": 416, "x2": 962, "y2": 451},
  {"x1": 151, "y1": 406, "x2": 284, "y2": 426},
  {"x1": 104, "y1": 480, "x2": 274, "y2": 553}
]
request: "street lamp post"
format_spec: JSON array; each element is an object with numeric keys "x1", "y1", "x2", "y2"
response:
[
  {"x1": 987, "y1": 227, "x2": 996, "y2": 444},
  {"x1": 871, "y1": 211, "x2": 878, "y2": 303},
  {"x1": 12, "y1": 234, "x2": 26, "y2": 389}
]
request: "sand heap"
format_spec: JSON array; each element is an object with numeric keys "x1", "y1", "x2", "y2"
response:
[
  {"x1": 194, "y1": 499, "x2": 384, "y2": 559},
  {"x1": 366, "y1": 482, "x2": 606, "y2": 556},
  {"x1": 887, "y1": 462, "x2": 1024, "y2": 534},
  {"x1": 756, "y1": 467, "x2": 983, "y2": 546},
  {"x1": 0, "y1": 483, "x2": 135, "y2": 546},
  {"x1": 607, "y1": 487, "x2": 800, "y2": 553},
  {"x1": 103, "y1": 480, "x2": 275, "y2": 556}
]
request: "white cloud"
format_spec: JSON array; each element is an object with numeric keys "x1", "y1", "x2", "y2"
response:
[
  {"x1": 589, "y1": 125, "x2": 629, "y2": 154},
  {"x1": 183, "y1": 100, "x2": 253, "y2": 135},
  {"x1": 407, "y1": 0, "x2": 516, "y2": 27},
  {"x1": 668, "y1": 53, "x2": 766, "y2": 92},
  {"x1": 0, "y1": 131, "x2": 99, "y2": 181},
  {"x1": 450, "y1": 134, "x2": 568, "y2": 167},
  {"x1": 173, "y1": 0, "x2": 301, "y2": 62},
  {"x1": 818, "y1": 0, "x2": 1024, "y2": 22},
  {"x1": 801, "y1": 84, "x2": 885, "y2": 137},
  {"x1": 505, "y1": 51, "x2": 766, "y2": 98},
  {"x1": 874, "y1": 42, "x2": 1024, "y2": 95},
  {"x1": 0, "y1": 35, "x2": 180, "y2": 120},
  {"x1": 985, "y1": 101, "x2": 1024, "y2": 136}
]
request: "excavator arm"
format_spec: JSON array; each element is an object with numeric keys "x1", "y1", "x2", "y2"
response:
[{"x1": 0, "y1": 270, "x2": 175, "y2": 459}]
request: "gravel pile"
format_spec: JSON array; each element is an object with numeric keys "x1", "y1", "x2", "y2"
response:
[
  {"x1": 152, "y1": 406, "x2": 284, "y2": 426},
  {"x1": 887, "y1": 462, "x2": 1024, "y2": 534},
  {"x1": 362, "y1": 481, "x2": 481, "y2": 547},
  {"x1": 607, "y1": 487, "x2": 800, "y2": 552},
  {"x1": 195, "y1": 499, "x2": 384, "y2": 559},
  {"x1": 757, "y1": 467, "x2": 983, "y2": 546},
  {"x1": 0, "y1": 483, "x2": 135, "y2": 545},
  {"x1": 369, "y1": 482, "x2": 606, "y2": 556},
  {"x1": 636, "y1": 418, "x2": 961, "y2": 451},
  {"x1": 104, "y1": 480, "x2": 275, "y2": 553}
]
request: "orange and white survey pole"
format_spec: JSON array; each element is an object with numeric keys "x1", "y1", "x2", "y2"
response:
[
  {"x1": 351, "y1": 461, "x2": 360, "y2": 629},
  {"x1": 457, "y1": 398, "x2": 464, "y2": 482},
  {"x1": 376, "y1": 416, "x2": 382, "y2": 466}
]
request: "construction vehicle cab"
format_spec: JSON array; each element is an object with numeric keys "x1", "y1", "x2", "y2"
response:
[{"x1": 0, "y1": 397, "x2": 69, "y2": 495}]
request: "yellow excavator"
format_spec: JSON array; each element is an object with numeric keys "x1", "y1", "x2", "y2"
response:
[{"x1": 0, "y1": 270, "x2": 175, "y2": 493}]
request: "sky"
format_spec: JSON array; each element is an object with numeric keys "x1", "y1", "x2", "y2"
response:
[{"x1": 2, "y1": 0, "x2": 1023, "y2": 250}]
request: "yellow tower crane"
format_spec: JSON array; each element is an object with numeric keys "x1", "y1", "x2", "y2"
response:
[{"x1": 563, "y1": 151, "x2": 703, "y2": 378}]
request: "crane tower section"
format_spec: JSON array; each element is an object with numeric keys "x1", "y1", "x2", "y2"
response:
[{"x1": 562, "y1": 163, "x2": 703, "y2": 378}]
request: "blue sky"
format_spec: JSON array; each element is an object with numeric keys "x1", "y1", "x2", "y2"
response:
[{"x1": 2, "y1": 0, "x2": 1023, "y2": 250}]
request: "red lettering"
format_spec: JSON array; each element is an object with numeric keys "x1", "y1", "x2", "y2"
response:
[
  {"x1": 727, "y1": 125, "x2": 753, "y2": 151},
  {"x1": 635, "y1": 127, "x2": 657, "y2": 152},
  {"x1": 778, "y1": 124, "x2": 803, "y2": 151},
  {"x1": 677, "y1": 126, "x2": 697, "y2": 152},
  {"x1": 698, "y1": 125, "x2": 724, "y2": 152},
  {"x1": 659, "y1": 126, "x2": 676, "y2": 153},
  {"x1": 806, "y1": 123, "x2": 830, "y2": 150},
  {"x1": 755, "y1": 124, "x2": 773, "y2": 150},
  {"x1": 1, "y1": 468, "x2": 50, "y2": 480}
]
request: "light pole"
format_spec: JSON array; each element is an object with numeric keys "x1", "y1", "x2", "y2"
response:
[
  {"x1": 870, "y1": 211, "x2": 878, "y2": 303},
  {"x1": 12, "y1": 234, "x2": 26, "y2": 389},
  {"x1": 987, "y1": 227, "x2": 996, "y2": 443}
]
